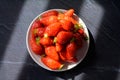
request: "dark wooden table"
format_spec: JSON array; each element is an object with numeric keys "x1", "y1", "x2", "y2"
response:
[{"x1": 0, "y1": 0, "x2": 120, "y2": 80}]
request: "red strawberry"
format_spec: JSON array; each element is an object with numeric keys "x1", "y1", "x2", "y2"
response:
[
  {"x1": 41, "y1": 56, "x2": 64, "y2": 70},
  {"x1": 59, "y1": 49, "x2": 78, "y2": 63},
  {"x1": 64, "y1": 16, "x2": 77, "y2": 24},
  {"x1": 56, "y1": 43, "x2": 63, "y2": 52},
  {"x1": 33, "y1": 27, "x2": 45, "y2": 37},
  {"x1": 31, "y1": 20, "x2": 44, "y2": 37},
  {"x1": 78, "y1": 29, "x2": 88, "y2": 40},
  {"x1": 41, "y1": 10, "x2": 58, "y2": 18},
  {"x1": 64, "y1": 9, "x2": 74, "y2": 17},
  {"x1": 66, "y1": 57, "x2": 78, "y2": 63},
  {"x1": 40, "y1": 37, "x2": 53, "y2": 46},
  {"x1": 45, "y1": 46, "x2": 59, "y2": 61},
  {"x1": 66, "y1": 42, "x2": 77, "y2": 60},
  {"x1": 78, "y1": 28, "x2": 84, "y2": 35},
  {"x1": 30, "y1": 37, "x2": 44, "y2": 55},
  {"x1": 45, "y1": 22, "x2": 62, "y2": 36},
  {"x1": 57, "y1": 31, "x2": 73, "y2": 44},
  {"x1": 31, "y1": 20, "x2": 43, "y2": 29},
  {"x1": 59, "y1": 50, "x2": 67, "y2": 61},
  {"x1": 40, "y1": 16, "x2": 58, "y2": 26},
  {"x1": 74, "y1": 33, "x2": 83, "y2": 48},
  {"x1": 60, "y1": 19, "x2": 74, "y2": 31},
  {"x1": 58, "y1": 13, "x2": 65, "y2": 20}
]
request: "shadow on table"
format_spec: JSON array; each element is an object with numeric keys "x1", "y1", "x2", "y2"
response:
[
  {"x1": 16, "y1": 0, "x2": 120, "y2": 80},
  {"x1": 0, "y1": 0, "x2": 25, "y2": 68}
]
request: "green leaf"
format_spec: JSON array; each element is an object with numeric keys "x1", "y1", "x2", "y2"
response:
[
  {"x1": 74, "y1": 23, "x2": 83, "y2": 32},
  {"x1": 58, "y1": 64, "x2": 64, "y2": 70},
  {"x1": 58, "y1": 11, "x2": 63, "y2": 14},
  {"x1": 33, "y1": 29, "x2": 37, "y2": 34},
  {"x1": 37, "y1": 16, "x2": 42, "y2": 20},
  {"x1": 70, "y1": 37, "x2": 76, "y2": 42},
  {"x1": 53, "y1": 37, "x2": 57, "y2": 43},
  {"x1": 83, "y1": 34, "x2": 88, "y2": 40},
  {"x1": 44, "y1": 33, "x2": 48, "y2": 38},
  {"x1": 36, "y1": 37, "x2": 40, "y2": 45}
]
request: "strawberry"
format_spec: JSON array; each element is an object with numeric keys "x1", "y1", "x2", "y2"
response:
[
  {"x1": 58, "y1": 13, "x2": 65, "y2": 20},
  {"x1": 30, "y1": 37, "x2": 44, "y2": 55},
  {"x1": 57, "y1": 31, "x2": 73, "y2": 44},
  {"x1": 56, "y1": 43, "x2": 63, "y2": 52},
  {"x1": 59, "y1": 50, "x2": 67, "y2": 61},
  {"x1": 45, "y1": 22, "x2": 62, "y2": 36},
  {"x1": 64, "y1": 9, "x2": 74, "y2": 17},
  {"x1": 66, "y1": 57, "x2": 78, "y2": 63},
  {"x1": 41, "y1": 56, "x2": 64, "y2": 70},
  {"x1": 40, "y1": 16, "x2": 58, "y2": 26},
  {"x1": 64, "y1": 16, "x2": 77, "y2": 24},
  {"x1": 74, "y1": 33, "x2": 83, "y2": 48},
  {"x1": 41, "y1": 10, "x2": 58, "y2": 18},
  {"x1": 66, "y1": 42, "x2": 77, "y2": 60},
  {"x1": 78, "y1": 28, "x2": 84, "y2": 35},
  {"x1": 40, "y1": 37, "x2": 53, "y2": 46},
  {"x1": 31, "y1": 20, "x2": 43, "y2": 29},
  {"x1": 34, "y1": 27, "x2": 45, "y2": 37},
  {"x1": 45, "y1": 46, "x2": 59, "y2": 61},
  {"x1": 59, "y1": 49, "x2": 78, "y2": 63},
  {"x1": 60, "y1": 19, "x2": 74, "y2": 31},
  {"x1": 78, "y1": 29, "x2": 88, "y2": 40}
]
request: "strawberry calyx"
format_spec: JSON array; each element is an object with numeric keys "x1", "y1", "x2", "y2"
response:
[
  {"x1": 58, "y1": 64, "x2": 64, "y2": 70},
  {"x1": 44, "y1": 33, "x2": 48, "y2": 38}
]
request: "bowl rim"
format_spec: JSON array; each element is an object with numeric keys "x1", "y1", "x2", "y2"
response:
[{"x1": 26, "y1": 9, "x2": 90, "y2": 72}]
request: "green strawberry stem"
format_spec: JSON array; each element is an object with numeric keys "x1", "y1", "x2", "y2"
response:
[
  {"x1": 53, "y1": 37, "x2": 57, "y2": 43},
  {"x1": 36, "y1": 37, "x2": 40, "y2": 45},
  {"x1": 83, "y1": 33, "x2": 88, "y2": 40},
  {"x1": 37, "y1": 16, "x2": 42, "y2": 20},
  {"x1": 44, "y1": 33, "x2": 48, "y2": 38},
  {"x1": 59, "y1": 64, "x2": 64, "y2": 70},
  {"x1": 58, "y1": 11, "x2": 63, "y2": 14},
  {"x1": 74, "y1": 23, "x2": 83, "y2": 32},
  {"x1": 41, "y1": 54, "x2": 46, "y2": 57},
  {"x1": 70, "y1": 37, "x2": 76, "y2": 43},
  {"x1": 33, "y1": 29, "x2": 37, "y2": 35}
]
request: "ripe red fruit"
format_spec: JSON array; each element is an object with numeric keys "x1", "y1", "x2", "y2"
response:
[
  {"x1": 41, "y1": 10, "x2": 58, "y2": 18},
  {"x1": 45, "y1": 46, "x2": 59, "y2": 61},
  {"x1": 74, "y1": 33, "x2": 83, "y2": 48},
  {"x1": 40, "y1": 16, "x2": 58, "y2": 26},
  {"x1": 64, "y1": 16, "x2": 77, "y2": 24},
  {"x1": 59, "y1": 50, "x2": 67, "y2": 61},
  {"x1": 45, "y1": 22, "x2": 62, "y2": 36},
  {"x1": 57, "y1": 31, "x2": 73, "y2": 44},
  {"x1": 66, "y1": 57, "x2": 78, "y2": 63},
  {"x1": 64, "y1": 9, "x2": 74, "y2": 17},
  {"x1": 66, "y1": 42, "x2": 77, "y2": 60},
  {"x1": 78, "y1": 29, "x2": 84, "y2": 35},
  {"x1": 56, "y1": 43, "x2": 63, "y2": 52},
  {"x1": 60, "y1": 19, "x2": 74, "y2": 31},
  {"x1": 41, "y1": 56, "x2": 63, "y2": 70},
  {"x1": 40, "y1": 37, "x2": 53, "y2": 46},
  {"x1": 34, "y1": 27, "x2": 45, "y2": 37},
  {"x1": 78, "y1": 29, "x2": 88, "y2": 40},
  {"x1": 31, "y1": 20, "x2": 43, "y2": 29},
  {"x1": 30, "y1": 37, "x2": 44, "y2": 55},
  {"x1": 59, "y1": 49, "x2": 78, "y2": 63}
]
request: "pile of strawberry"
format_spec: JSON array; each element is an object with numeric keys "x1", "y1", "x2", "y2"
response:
[{"x1": 29, "y1": 9, "x2": 87, "y2": 70}]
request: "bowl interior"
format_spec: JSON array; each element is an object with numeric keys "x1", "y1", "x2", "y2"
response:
[{"x1": 26, "y1": 9, "x2": 90, "y2": 72}]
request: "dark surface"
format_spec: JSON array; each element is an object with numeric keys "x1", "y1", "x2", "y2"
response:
[{"x1": 0, "y1": 0, "x2": 120, "y2": 80}]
